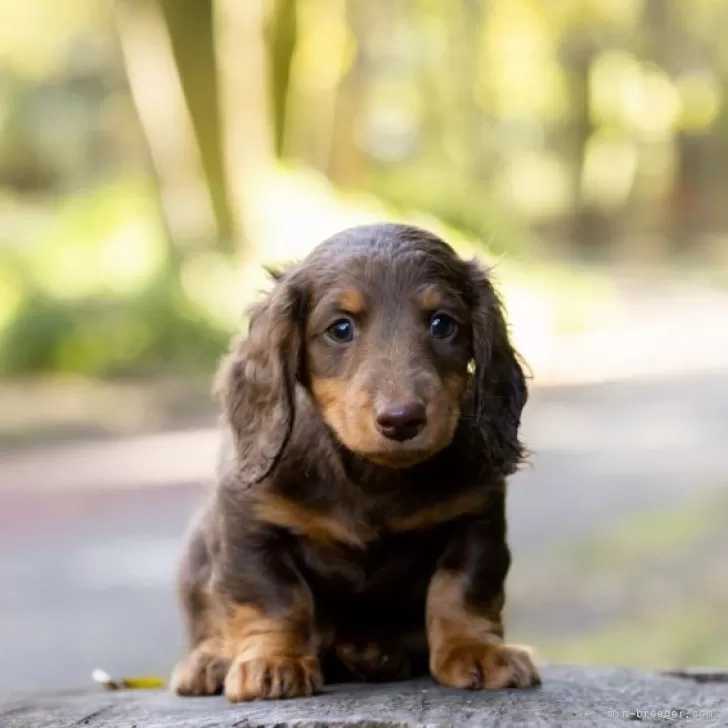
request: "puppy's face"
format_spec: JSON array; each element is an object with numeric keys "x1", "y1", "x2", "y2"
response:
[
  {"x1": 304, "y1": 239, "x2": 473, "y2": 468},
  {"x1": 219, "y1": 223, "x2": 526, "y2": 484}
]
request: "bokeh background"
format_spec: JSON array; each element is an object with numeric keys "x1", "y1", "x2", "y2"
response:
[{"x1": 1, "y1": 0, "x2": 727, "y2": 694}]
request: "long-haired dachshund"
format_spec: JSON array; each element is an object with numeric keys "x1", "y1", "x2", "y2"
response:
[{"x1": 171, "y1": 223, "x2": 540, "y2": 702}]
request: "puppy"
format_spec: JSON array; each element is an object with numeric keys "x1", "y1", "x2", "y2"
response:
[{"x1": 171, "y1": 223, "x2": 540, "y2": 701}]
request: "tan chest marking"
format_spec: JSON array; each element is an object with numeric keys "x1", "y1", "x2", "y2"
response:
[
  {"x1": 387, "y1": 489, "x2": 490, "y2": 533},
  {"x1": 253, "y1": 495, "x2": 376, "y2": 548}
]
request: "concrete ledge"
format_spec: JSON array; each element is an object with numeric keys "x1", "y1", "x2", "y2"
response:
[{"x1": 2, "y1": 666, "x2": 727, "y2": 727}]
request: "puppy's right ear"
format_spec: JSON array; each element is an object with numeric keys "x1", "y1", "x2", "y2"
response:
[
  {"x1": 214, "y1": 270, "x2": 307, "y2": 485},
  {"x1": 468, "y1": 260, "x2": 528, "y2": 476}
]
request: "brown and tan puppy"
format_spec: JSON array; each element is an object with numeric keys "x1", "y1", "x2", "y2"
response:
[{"x1": 170, "y1": 223, "x2": 540, "y2": 702}]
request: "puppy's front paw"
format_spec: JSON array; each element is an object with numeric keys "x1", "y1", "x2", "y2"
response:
[
  {"x1": 171, "y1": 645, "x2": 230, "y2": 696},
  {"x1": 224, "y1": 654, "x2": 323, "y2": 702},
  {"x1": 431, "y1": 642, "x2": 540, "y2": 690}
]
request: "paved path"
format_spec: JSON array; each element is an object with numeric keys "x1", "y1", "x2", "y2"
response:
[{"x1": 1, "y1": 370, "x2": 727, "y2": 694}]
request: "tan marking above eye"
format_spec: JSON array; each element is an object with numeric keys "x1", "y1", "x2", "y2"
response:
[
  {"x1": 338, "y1": 288, "x2": 366, "y2": 315},
  {"x1": 418, "y1": 285, "x2": 444, "y2": 312}
]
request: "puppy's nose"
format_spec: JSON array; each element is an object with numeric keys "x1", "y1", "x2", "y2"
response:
[{"x1": 375, "y1": 401, "x2": 427, "y2": 441}]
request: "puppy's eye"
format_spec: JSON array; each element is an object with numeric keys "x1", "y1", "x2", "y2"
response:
[
  {"x1": 326, "y1": 317, "x2": 356, "y2": 343},
  {"x1": 429, "y1": 313, "x2": 458, "y2": 340}
]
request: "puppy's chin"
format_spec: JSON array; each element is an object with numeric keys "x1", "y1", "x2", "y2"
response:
[
  {"x1": 359, "y1": 449, "x2": 434, "y2": 469},
  {"x1": 347, "y1": 433, "x2": 453, "y2": 470}
]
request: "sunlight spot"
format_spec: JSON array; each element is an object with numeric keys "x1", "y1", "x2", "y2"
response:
[
  {"x1": 677, "y1": 71, "x2": 722, "y2": 131},
  {"x1": 502, "y1": 152, "x2": 569, "y2": 220},
  {"x1": 582, "y1": 131, "x2": 638, "y2": 208},
  {"x1": 180, "y1": 252, "x2": 247, "y2": 327},
  {"x1": 98, "y1": 220, "x2": 167, "y2": 295}
]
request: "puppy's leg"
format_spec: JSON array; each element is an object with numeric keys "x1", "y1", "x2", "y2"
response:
[
  {"x1": 218, "y1": 527, "x2": 322, "y2": 702},
  {"x1": 427, "y1": 492, "x2": 540, "y2": 690},
  {"x1": 171, "y1": 511, "x2": 230, "y2": 696}
]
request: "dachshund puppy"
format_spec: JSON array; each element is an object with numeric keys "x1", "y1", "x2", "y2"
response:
[{"x1": 171, "y1": 223, "x2": 540, "y2": 702}]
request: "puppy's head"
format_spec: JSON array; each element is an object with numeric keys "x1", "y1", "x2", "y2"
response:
[{"x1": 217, "y1": 223, "x2": 527, "y2": 482}]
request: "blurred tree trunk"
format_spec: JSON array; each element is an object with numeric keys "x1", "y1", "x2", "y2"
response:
[
  {"x1": 117, "y1": 0, "x2": 274, "y2": 257},
  {"x1": 283, "y1": 0, "x2": 354, "y2": 176},
  {"x1": 327, "y1": 0, "x2": 366, "y2": 186},
  {"x1": 563, "y1": 38, "x2": 613, "y2": 254},
  {"x1": 158, "y1": 0, "x2": 235, "y2": 247},
  {"x1": 454, "y1": 0, "x2": 484, "y2": 182},
  {"x1": 567, "y1": 43, "x2": 593, "y2": 248},
  {"x1": 645, "y1": 0, "x2": 709, "y2": 252},
  {"x1": 216, "y1": 0, "x2": 275, "y2": 251},
  {"x1": 671, "y1": 131, "x2": 710, "y2": 250},
  {"x1": 113, "y1": 0, "x2": 220, "y2": 261},
  {"x1": 265, "y1": 0, "x2": 298, "y2": 157}
]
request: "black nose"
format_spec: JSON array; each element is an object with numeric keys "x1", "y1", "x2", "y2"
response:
[{"x1": 375, "y1": 401, "x2": 427, "y2": 442}]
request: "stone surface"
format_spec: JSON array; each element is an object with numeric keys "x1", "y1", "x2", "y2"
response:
[{"x1": 2, "y1": 665, "x2": 727, "y2": 727}]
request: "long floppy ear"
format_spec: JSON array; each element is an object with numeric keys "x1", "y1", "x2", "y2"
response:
[
  {"x1": 468, "y1": 260, "x2": 528, "y2": 476},
  {"x1": 214, "y1": 269, "x2": 307, "y2": 486}
]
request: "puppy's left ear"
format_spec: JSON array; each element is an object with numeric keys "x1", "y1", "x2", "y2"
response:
[
  {"x1": 214, "y1": 267, "x2": 307, "y2": 486},
  {"x1": 468, "y1": 260, "x2": 528, "y2": 475}
]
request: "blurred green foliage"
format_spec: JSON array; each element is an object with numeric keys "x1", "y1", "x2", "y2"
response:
[
  {"x1": 0, "y1": 178, "x2": 232, "y2": 376},
  {"x1": 1, "y1": 0, "x2": 727, "y2": 377},
  {"x1": 0, "y1": 271, "x2": 231, "y2": 376}
]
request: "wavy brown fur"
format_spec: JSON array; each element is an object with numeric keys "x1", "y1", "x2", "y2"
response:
[{"x1": 171, "y1": 223, "x2": 539, "y2": 702}]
